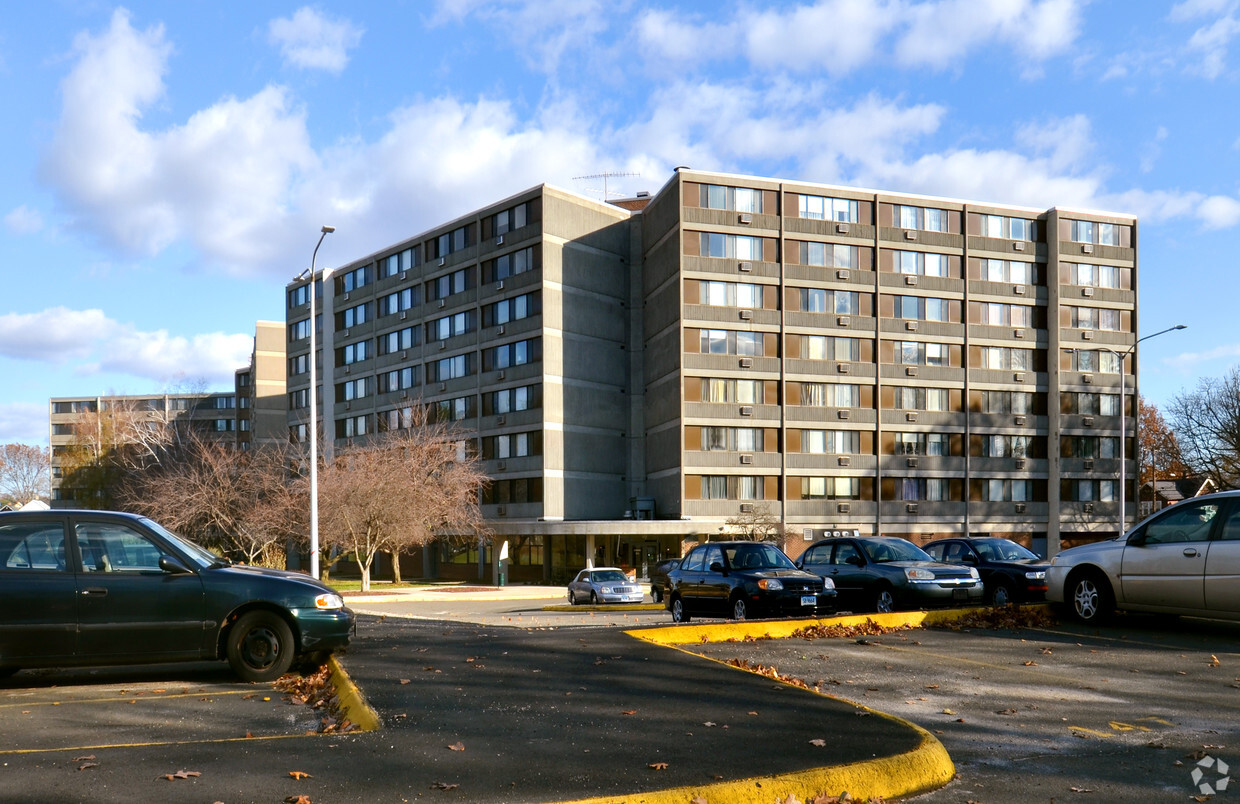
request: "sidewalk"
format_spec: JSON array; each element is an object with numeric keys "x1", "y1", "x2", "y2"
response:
[{"x1": 343, "y1": 583, "x2": 568, "y2": 603}]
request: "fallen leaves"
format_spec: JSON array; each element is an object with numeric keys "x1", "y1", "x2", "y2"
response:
[
  {"x1": 649, "y1": 762, "x2": 669, "y2": 770},
  {"x1": 284, "y1": 796, "x2": 312, "y2": 804},
  {"x1": 933, "y1": 605, "x2": 1058, "y2": 631},
  {"x1": 288, "y1": 771, "x2": 312, "y2": 780},
  {"x1": 448, "y1": 742, "x2": 466, "y2": 752},
  {"x1": 430, "y1": 781, "x2": 459, "y2": 791},
  {"x1": 162, "y1": 770, "x2": 201, "y2": 781}
]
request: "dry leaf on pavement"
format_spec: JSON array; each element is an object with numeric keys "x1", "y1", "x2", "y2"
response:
[{"x1": 448, "y1": 742, "x2": 465, "y2": 751}]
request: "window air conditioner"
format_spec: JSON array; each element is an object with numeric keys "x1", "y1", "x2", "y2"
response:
[
  {"x1": 497, "y1": 280, "x2": 505, "y2": 290},
  {"x1": 740, "y1": 503, "x2": 755, "y2": 513},
  {"x1": 1014, "y1": 502, "x2": 1027, "y2": 513},
  {"x1": 1083, "y1": 502, "x2": 1094, "y2": 513},
  {"x1": 1014, "y1": 285, "x2": 1026, "y2": 295},
  {"x1": 1083, "y1": 416, "x2": 1095, "y2": 427},
  {"x1": 906, "y1": 367, "x2": 918, "y2": 377},
  {"x1": 740, "y1": 454, "x2": 753, "y2": 464},
  {"x1": 739, "y1": 310, "x2": 753, "y2": 320},
  {"x1": 838, "y1": 456, "x2": 850, "y2": 467},
  {"x1": 837, "y1": 270, "x2": 849, "y2": 280},
  {"x1": 1083, "y1": 287, "x2": 1095, "y2": 297},
  {"x1": 1083, "y1": 331, "x2": 1095, "y2": 340},
  {"x1": 497, "y1": 236, "x2": 504, "y2": 245},
  {"x1": 739, "y1": 405, "x2": 754, "y2": 416},
  {"x1": 904, "y1": 231, "x2": 917, "y2": 240},
  {"x1": 906, "y1": 457, "x2": 918, "y2": 468},
  {"x1": 906, "y1": 321, "x2": 917, "y2": 331},
  {"x1": 906, "y1": 412, "x2": 917, "y2": 422},
  {"x1": 837, "y1": 223, "x2": 850, "y2": 234},
  {"x1": 1083, "y1": 459, "x2": 1094, "y2": 470},
  {"x1": 739, "y1": 358, "x2": 753, "y2": 368},
  {"x1": 439, "y1": 299, "x2": 446, "y2": 308},
  {"x1": 906, "y1": 503, "x2": 919, "y2": 513},
  {"x1": 905, "y1": 275, "x2": 917, "y2": 285},
  {"x1": 738, "y1": 214, "x2": 752, "y2": 224},
  {"x1": 738, "y1": 262, "x2": 752, "y2": 272},
  {"x1": 439, "y1": 258, "x2": 446, "y2": 266},
  {"x1": 837, "y1": 503, "x2": 851, "y2": 513},
  {"x1": 1082, "y1": 245, "x2": 1094, "y2": 254},
  {"x1": 838, "y1": 410, "x2": 850, "y2": 420}
]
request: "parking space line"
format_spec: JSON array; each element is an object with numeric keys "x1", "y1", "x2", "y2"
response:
[
  {"x1": 0, "y1": 733, "x2": 311, "y2": 757},
  {"x1": 0, "y1": 689, "x2": 257, "y2": 710}
]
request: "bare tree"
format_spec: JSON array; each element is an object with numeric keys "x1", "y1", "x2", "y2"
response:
[
  {"x1": 0, "y1": 444, "x2": 50, "y2": 505},
  {"x1": 316, "y1": 420, "x2": 489, "y2": 591},
  {"x1": 723, "y1": 503, "x2": 786, "y2": 543},
  {"x1": 120, "y1": 431, "x2": 306, "y2": 566},
  {"x1": 1169, "y1": 369, "x2": 1240, "y2": 490}
]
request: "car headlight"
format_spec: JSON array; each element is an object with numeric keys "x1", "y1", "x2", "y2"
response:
[
  {"x1": 905, "y1": 568, "x2": 935, "y2": 581},
  {"x1": 757, "y1": 579, "x2": 784, "y2": 590},
  {"x1": 315, "y1": 593, "x2": 345, "y2": 610},
  {"x1": 1026, "y1": 571, "x2": 1046, "y2": 580},
  {"x1": 820, "y1": 577, "x2": 836, "y2": 590},
  {"x1": 600, "y1": 586, "x2": 615, "y2": 594},
  {"x1": 969, "y1": 568, "x2": 980, "y2": 580}
]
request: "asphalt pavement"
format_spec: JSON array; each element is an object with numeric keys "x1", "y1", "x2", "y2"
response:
[{"x1": 0, "y1": 586, "x2": 955, "y2": 803}]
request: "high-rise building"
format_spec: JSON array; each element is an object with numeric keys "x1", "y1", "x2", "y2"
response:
[{"x1": 285, "y1": 168, "x2": 1139, "y2": 583}]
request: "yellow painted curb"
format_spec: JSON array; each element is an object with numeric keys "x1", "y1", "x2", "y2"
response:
[{"x1": 328, "y1": 655, "x2": 381, "y2": 732}]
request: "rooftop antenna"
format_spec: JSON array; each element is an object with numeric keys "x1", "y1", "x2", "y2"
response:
[{"x1": 573, "y1": 171, "x2": 640, "y2": 201}]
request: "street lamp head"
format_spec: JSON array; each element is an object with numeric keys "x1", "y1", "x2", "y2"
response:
[
  {"x1": 1173, "y1": 324, "x2": 1187, "y2": 330},
  {"x1": 321, "y1": 225, "x2": 336, "y2": 234}
]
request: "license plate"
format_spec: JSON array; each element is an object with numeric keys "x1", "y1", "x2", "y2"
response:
[
  {"x1": 952, "y1": 588, "x2": 968, "y2": 600},
  {"x1": 801, "y1": 595, "x2": 817, "y2": 606}
]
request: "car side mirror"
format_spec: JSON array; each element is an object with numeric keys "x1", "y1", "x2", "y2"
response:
[
  {"x1": 159, "y1": 555, "x2": 194, "y2": 575},
  {"x1": 845, "y1": 555, "x2": 862, "y2": 566},
  {"x1": 1127, "y1": 530, "x2": 1147, "y2": 547},
  {"x1": 709, "y1": 561, "x2": 725, "y2": 573},
  {"x1": 962, "y1": 554, "x2": 978, "y2": 565}
]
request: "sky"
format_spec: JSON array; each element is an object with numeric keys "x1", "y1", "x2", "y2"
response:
[{"x1": 2, "y1": 0, "x2": 1238, "y2": 445}]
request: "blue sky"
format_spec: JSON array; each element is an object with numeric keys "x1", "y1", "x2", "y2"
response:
[{"x1": 2, "y1": 0, "x2": 1237, "y2": 445}]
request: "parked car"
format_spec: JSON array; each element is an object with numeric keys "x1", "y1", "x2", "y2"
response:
[
  {"x1": 567, "y1": 567, "x2": 644, "y2": 605},
  {"x1": 796, "y1": 536, "x2": 984, "y2": 613},
  {"x1": 0, "y1": 509, "x2": 355, "y2": 682},
  {"x1": 665, "y1": 541, "x2": 836, "y2": 622},
  {"x1": 923, "y1": 537, "x2": 1049, "y2": 605},
  {"x1": 1047, "y1": 490, "x2": 1240, "y2": 624},
  {"x1": 648, "y1": 558, "x2": 681, "y2": 603}
]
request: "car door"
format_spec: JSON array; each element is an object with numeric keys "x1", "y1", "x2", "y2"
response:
[
  {"x1": 674, "y1": 546, "x2": 709, "y2": 613},
  {"x1": 1119, "y1": 498, "x2": 1220, "y2": 612},
  {"x1": 71, "y1": 517, "x2": 208, "y2": 661},
  {"x1": 0, "y1": 516, "x2": 77, "y2": 664},
  {"x1": 1203, "y1": 501, "x2": 1240, "y2": 615},
  {"x1": 698, "y1": 544, "x2": 729, "y2": 614},
  {"x1": 827, "y1": 541, "x2": 871, "y2": 609}
]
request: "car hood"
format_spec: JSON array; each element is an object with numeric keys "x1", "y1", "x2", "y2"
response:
[
  {"x1": 206, "y1": 563, "x2": 338, "y2": 595},
  {"x1": 882, "y1": 560, "x2": 974, "y2": 577},
  {"x1": 987, "y1": 559, "x2": 1051, "y2": 571},
  {"x1": 742, "y1": 568, "x2": 823, "y2": 581},
  {"x1": 1051, "y1": 537, "x2": 1125, "y2": 565}
]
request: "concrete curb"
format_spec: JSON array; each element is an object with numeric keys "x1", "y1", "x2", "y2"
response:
[
  {"x1": 631, "y1": 606, "x2": 974, "y2": 646},
  {"x1": 327, "y1": 655, "x2": 381, "y2": 733}
]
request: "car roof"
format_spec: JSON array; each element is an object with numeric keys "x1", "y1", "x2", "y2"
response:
[{"x1": 0, "y1": 509, "x2": 145, "y2": 520}]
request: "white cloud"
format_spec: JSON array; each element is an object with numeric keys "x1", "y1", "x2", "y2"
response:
[
  {"x1": 4, "y1": 205, "x2": 43, "y2": 234},
  {"x1": 896, "y1": 0, "x2": 1082, "y2": 69},
  {"x1": 744, "y1": 0, "x2": 902, "y2": 75},
  {"x1": 0, "y1": 403, "x2": 49, "y2": 446},
  {"x1": 0, "y1": 306, "x2": 250, "y2": 386},
  {"x1": 268, "y1": 7, "x2": 364, "y2": 73}
]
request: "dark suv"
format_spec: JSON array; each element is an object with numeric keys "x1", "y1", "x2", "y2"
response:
[
  {"x1": 923, "y1": 537, "x2": 1049, "y2": 605},
  {"x1": 665, "y1": 541, "x2": 836, "y2": 622}
]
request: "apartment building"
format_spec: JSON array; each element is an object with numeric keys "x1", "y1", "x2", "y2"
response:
[
  {"x1": 235, "y1": 321, "x2": 289, "y2": 450},
  {"x1": 285, "y1": 168, "x2": 1139, "y2": 582}
]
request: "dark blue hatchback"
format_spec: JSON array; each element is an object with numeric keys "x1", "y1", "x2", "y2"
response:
[{"x1": 0, "y1": 510, "x2": 354, "y2": 682}]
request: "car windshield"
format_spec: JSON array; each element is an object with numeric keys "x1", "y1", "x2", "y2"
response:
[
  {"x1": 140, "y1": 517, "x2": 223, "y2": 569},
  {"x1": 725, "y1": 544, "x2": 797, "y2": 570},
  {"x1": 865, "y1": 539, "x2": 934, "y2": 563},
  {"x1": 592, "y1": 570, "x2": 628, "y2": 582},
  {"x1": 975, "y1": 539, "x2": 1039, "y2": 561}
]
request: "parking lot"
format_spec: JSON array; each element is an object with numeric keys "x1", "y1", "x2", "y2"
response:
[{"x1": 4, "y1": 595, "x2": 1240, "y2": 802}]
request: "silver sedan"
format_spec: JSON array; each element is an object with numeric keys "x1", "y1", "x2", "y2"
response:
[{"x1": 567, "y1": 567, "x2": 644, "y2": 605}]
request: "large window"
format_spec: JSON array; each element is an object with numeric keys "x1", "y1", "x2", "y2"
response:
[
  {"x1": 895, "y1": 205, "x2": 948, "y2": 232},
  {"x1": 493, "y1": 202, "x2": 529, "y2": 235},
  {"x1": 801, "y1": 242, "x2": 857, "y2": 269},
  {"x1": 700, "y1": 475, "x2": 766, "y2": 500},
  {"x1": 799, "y1": 194, "x2": 858, "y2": 222},
  {"x1": 893, "y1": 296, "x2": 948, "y2": 321},
  {"x1": 335, "y1": 415, "x2": 368, "y2": 438},
  {"x1": 486, "y1": 384, "x2": 540, "y2": 415},
  {"x1": 893, "y1": 386, "x2": 951, "y2": 411},
  {"x1": 801, "y1": 430, "x2": 860, "y2": 454},
  {"x1": 379, "y1": 288, "x2": 418, "y2": 317},
  {"x1": 699, "y1": 280, "x2": 762, "y2": 308},
  {"x1": 979, "y1": 346, "x2": 1032, "y2": 371},
  {"x1": 982, "y1": 435, "x2": 1032, "y2": 458},
  {"x1": 980, "y1": 259, "x2": 1035, "y2": 284},
  {"x1": 1070, "y1": 306, "x2": 1122, "y2": 331},
  {"x1": 1065, "y1": 392, "x2": 1120, "y2": 415},
  {"x1": 979, "y1": 302, "x2": 1032, "y2": 327},
  {"x1": 1070, "y1": 220, "x2": 1122, "y2": 245},
  {"x1": 984, "y1": 479, "x2": 1032, "y2": 501},
  {"x1": 700, "y1": 378, "x2": 763, "y2": 404},
  {"x1": 893, "y1": 432, "x2": 949, "y2": 456},
  {"x1": 981, "y1": 391, "x2": 1033, "y2": 415},
  {"x1": 701, "y1": 184, "x2": 765, "y2": 213},
  {"x1": 1066, "y1": 479, "x2": 1116, "y2": 502},
  {"x1": 430, "y1": 354, "x2": 472, "y2": 382},
  {"x1": 337, "y1": 377, "x2": 370, "y2": 402},
  {"x1": 428, "y1": 311, "x2": 474, "y2": 342},
  {"x1": 980, "y1": 214, "x2": 1038, "y2": 241},
  {"x1": 378, "y1": 326, "x2": 418, "y2": 356},
  {"x1": 800, "y1": 477, "x2": 860, "y2": 500},
  {"x1": 434, "y1": 225, "x2": 470, "y2": 258},
  {"x1": 800, "y1": 288, "x2": 857, "y2": 314},
  {"x1": 486, "y1": 247, "x2": 536, "y2": 282},
  {"x1": 898, "y1": 478, "x2": 951, "y2": 500},
  {"x1": 484, "y1": 431, "x2": 541, "y2": 459},
  {"x1": 338, "y1": 340, "x2": 371, "y2": 365},
  {"x1": 701, "y1": 329, "x2": 764, "y2": 356},
  {"x1": 428, "y1": 268, "x2": 471, "y2": 301},
  {"x1": 1067, "y1": 349, "x2": 1122, "y2": 373},
  {"x1": 484, "y1": 292, "x2": 539, "y2": 326},
  {"x1": 700, "y1": 233, "x2": 766, "y2": 260},
  {"x1": 1068, "y1": 263, "x2": 1122, "y2": 289},
  {"x1": 894, "y1": 341, "x2": 949, "y2": 367},
  {"x1": 798, "y1": 383, "x2": 860, "y2": 407},
  {"x1": 701, "y1": 427, "x2": 765, "y2": 452},
  {"x1": 378, "y1": 367, "x2": 417, "y2": 394},
  {"x1": 336, "y1": 265, "x2": 370, "y2": 294},
  {"x1": 337, "y1": 303, "x2": 369, "y2": 329},
  {"x1": 802, "y1": 336, "x2": 860, "y2": 361},
  {"x1": 895, "y1": 251, "x2": 949, "y2": 277},
  {"x1": 379, "y1": 247, "x2": 419, "y2": 279},
  {"x1": 289, "y1": 319, "x2": 311, "y2": 341},
  {"x1": 485, "y1": 338, "x2": 540, "y2": 370},
  {"x1": 1063, "y1": 436, "x2": 1118, "y2": 459}
]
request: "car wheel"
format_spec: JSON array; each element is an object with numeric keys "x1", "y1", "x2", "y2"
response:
[
  {"x1": 873, "y1": 586, "x2": 896, "y2": 613},
  {"x1": 226, "y1": 611, "x2": 296, "y2": 683},
  {"x1": 1069, "y1": 571, "x2": 1113, "y2": 624},
  {"x1": 990, "y1": 582, "x2": 1014, "y2": 607},
  {"x1": 671, "y1": 596, "x2": 690, "y2": 623},
  {"x1": 652, "y1": 585, "x2": 663, "y2": 603},
  {"x1": 731, "y1": 596, "x2": 749, "y2": 621},
  {"x1": 590, "y1": 591, "x2": 598, "y2": 605},
  {"x1": 568, "y1": 590, "x2": 577, "y2": 605}
]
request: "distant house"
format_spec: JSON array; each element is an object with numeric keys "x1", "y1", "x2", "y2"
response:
[{"x1": 1139, "y1": 477, "x2": 1216, "y2": 518}]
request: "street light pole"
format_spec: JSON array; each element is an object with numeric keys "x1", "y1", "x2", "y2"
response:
[
  {"x1": 307, "y1": 225, "x2": 335, "y2": 579},
  {"x1": 1108, "y1": 324, "x2": 1186, "y2": 536}
]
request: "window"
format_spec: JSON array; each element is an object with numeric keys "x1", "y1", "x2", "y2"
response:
[
  {"x1": 338, "y1": 340, "x2": 371, "y2": 365},
  {"x1": 981, "y1": 391, "x2": 1034, "y2": 415},
  {"x1": 430, "y1": 354, "x2": 472, "y2": 382},
  {"x1": 801, "y1": 242, "x2": 857, "y2": 269},
  {"x1": 980, "y1": 302, "x2": 1032, "y2": 327},
  {"x1": 899, "y1": 478, "x2": 950, "y2": 501},
  {"x1": 700, "y1": 233, "x2": 766, "y2": 260},
  {"x1": 336, "y1": 415, "x2": 368, "y2": 438},
  {"x1": 800, "y1": 477, "x2": 859, "y2": 500},
  {"x1": 1063, "y1": 436, "x2": 1117, "y2": 459},
  {"x1": 700, "y1": 329, "x2": 766, "y2": 357},
  {"x1": 428, "y1": 268, "x2": 470, "y2": 301},
  {"x1": 378, "y1": 406, "x2": 416, "y2": 432},
  {"x1": 377, "y1": 367, "x2": 417, "y2": 394},
  {"x1": 494, "y1": 202, "x2": 529, "y2": 235},
  {"x1": 484, "y1": 292, "x2": 540, "y2": 326},
  {"x1": 895, "y1": 341, "x2": 949, "y2": 367},
  {"x1": 980, "y1": 258, "x2": 1034, "y2": 285},
  {"x1": 486, "y1": 431, "x2": 539, "y2": 459},
  {"x1": 430, "y1": 396, "x2": 472, "y2": 422},
  {"x1": 979, "y1": 347, "x2": 1032, "y2": 371},
  {"x1": 1068, "y1": 349, "x2": 1122, "y2": 373},
  {"x1": 379, "y1": 247, "x2": 419, "y2": 279},
  {"x1": 896, "y1": 205, "x2": 948, "y2": 232},
  {"x1": 1069, "y1": 263, "x2": 1122, "y2": 289},
  {"x1": 700, "y1": 281, "x2": 762, "y2": 308},
  {"x1": 1067, "y1": 479, "x2": 1116, "y2": 502},
  {"x1": 701, "y1": 184, "x2": 765, "y2": 213},
  {"x1": 893, "y1": 296, "x2": 948, "y2": 322},
  {"x1": 798, "y1": 383, "x2": 860, "y2": 407},
  {"x1": 893, "y1": 432, "x2": 949, "y2": 456},
  {"x1": 700, "y1": 378, "x2": 763, "y2": 404},
  {"x1": 982, "y1": 435, "x2": 1032, "y2": 458},
  {"x1": 487, "y1": 384, "x2": 539, "y2": 414},
  {"x1": 483, "y1": 477, "x2": 543, "y2": 505},
  {"x1": 799, "y1": 194, "x2": 858, "y2": 222},
  {"x1": 984, "y1": 479, "x2": 1032, "y2": 501},
  {"x1": 289, "y1": 388, "x2": 309, "y2": 410},
  {"x1": 380, "y1": 287, "x2": 419, "y2": 316},
  {"x1": 701, "y1": 427, "x2": 765, "y2": 452},
  {"x1": 337, "y1": 303, "x2": 369, "y2": 329},
  {"x1": 802, "y1": 335, "x2": 859, "y2": 361},
  {"x1": 801, "y1": 430, "x2": 860, "y2": 454},
  {"x1": 893, "y1": 386, "x2": 951, "y2": 411},
  {"x1": 1070, "y1": 219, "x2": 1125, "y2": 246},
  {"x1": 336, "y1": 265, "x2": 371, "y2": 294},
  {"x1": 377, "y1": 326, "x2": 418, "y2": 356},
  {"x1": 289, "y1": 318, "x2": 310, "y2": 341},
  {"x1": 288, "y1": 284, "x2": 310, "y2": 308},
  {"x1": 699, "y1": 476, "x2": 766, "y2": 500},
  {"x1": 980, "y1": 214, "x2": 1038, "y2": 241},
  {"x1": 428, "y1": 311, "x2": 474, "y2": 342},
  {"x1": 895, "y1": 251, "x2": 949, "y2": 277},
  {"x1": 1070, "y1": 306, "x2": 1122, "y2": 331},
  {"x1": 1066, "y1": 392, "x2": 1120, "y2": 415},
  {"x1": 800, "y1": 288, "x2": 857, "y2": 314},
  {"x1": 1, "y1": 522, "x2": 69, "y2": 571},
  {"x1": 289, "y1": 354, "x2": 309, "y2": 376},
  {"x1": 337, "y1": 377, "x2": 369, "y2": 402},
  {"x1": 486, "y1": 338, "x2": 540, "y2": 370},
  {"x1": 433, "y1": 225, "x2": 471, "y2": 258}
]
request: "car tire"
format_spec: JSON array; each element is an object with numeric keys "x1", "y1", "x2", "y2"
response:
[
  {"x1": 671, "y1": 596, "x2": 690, "y2": 623},
  {"x1": 1068, "y1": 571, "x2": 1113, "y2": 624},
  {"x1": 990, "y1": 582, "x2": 1014, "y2": 607},
  {"x1": 226, "y1": 611, "x2": 296, "y2": 683},
  {"x1": 651, "y1": 585, "x2": 663, "y2": 603},
  {"x1": 568, "y1": 590, "x2": 577, "y2": 605},
  {"x1": 590, "y1": 592, "x2": 598, "y2": 605},
  {"x1": 731, "y1": 596, "x2": 749, "y2": 621},
  {"x1": 873, "y1": 586, "x2": 896, "y2": 614}
]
